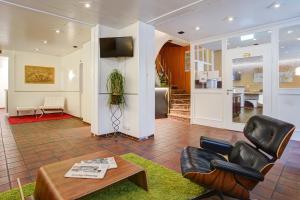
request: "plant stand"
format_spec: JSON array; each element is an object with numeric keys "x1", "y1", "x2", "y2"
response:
[{"x1": 110, "y1": 104, "x2": 122, "y2": 140}]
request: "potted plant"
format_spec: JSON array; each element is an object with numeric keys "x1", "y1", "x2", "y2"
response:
[{"x1": 106, "y1": 69, "x2": 125, "y2": 107}]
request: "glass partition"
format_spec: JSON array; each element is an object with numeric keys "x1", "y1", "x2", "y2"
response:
[
  {"x1": 227, "y1": 31, "x2": 271, "y2": 49},
  {"x1": 279, "y1": 24, "x2": 300, "y2": 88},
  {"x1": 232, "y1": 56, "x2": 263, "y2": 123},
  {"x1": 194, "y1": 40, "x2": 222, "y2": 89}
]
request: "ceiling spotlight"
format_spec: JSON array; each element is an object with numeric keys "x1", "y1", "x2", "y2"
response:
[
  {"x1": 253, "y1": 38, "x2": 257, "y2": 41},
  {"x1": 43, "y1": 40, "x2": 48, "y2": 44},
  {"x1": 287, "y1": 30, "x2": 293, "y2": 34},
  {"x1": 195, "y1": 26, "x2": 200, "y2": 31},
  {"x1": 226, "y1": 16, "x2": 234, "y2": 22},
  {"x1": 55, "y1": 29, "x2": 60, "y2": 34},
  {"x1": 84, "y1": 3, "x2": 91, "y2": 8},
  {"x1": 273, "y1": 2, "x2": 281, "y2": 8},
  {"x1": 178, "y1": 31, "x2": 185, "y2": 35}
]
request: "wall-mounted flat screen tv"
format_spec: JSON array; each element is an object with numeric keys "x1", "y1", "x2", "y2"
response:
[{"x1": 100, "y1": 36, "x2": 133, "y2": 58}]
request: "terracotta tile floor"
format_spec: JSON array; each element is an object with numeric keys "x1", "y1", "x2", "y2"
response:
[{"x1": 0, "y1": 110, "x2": 300, "y2": 199}]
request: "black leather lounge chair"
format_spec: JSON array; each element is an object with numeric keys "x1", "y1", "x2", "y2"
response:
[{"x1": 181, "y1": 115, "x2": 295, "y2": 200}]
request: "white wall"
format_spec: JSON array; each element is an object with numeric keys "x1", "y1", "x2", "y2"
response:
[
  {"x1": 7, "y1": 51, "x2": 63, "y2": 116},
  {"x1": 81, "y1": 42, "x2": 92, "y2": 123},
  {"x1": 6, "y1": 43, "x2": 92, "y2": 121},
  {"x1": 0, "y1": 57, "x2": 8, "y2": 108},
  {"x1": 91, "y1": 21, "x2": 155, "y2": 139}
]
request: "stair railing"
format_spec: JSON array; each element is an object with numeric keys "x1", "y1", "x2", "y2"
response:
[
  {"x1": 156, "y1": 59, "x2": 169, "y2": 84},
  {"x1": 168, "y1": 72, "x2": 172, "y2": 114}
]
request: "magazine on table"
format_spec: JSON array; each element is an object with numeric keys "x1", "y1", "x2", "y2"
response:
[
  {"x1": 81, "y1": 157, "x2": 118, "y2": 169},
  {"x1": 64, "y1": 163, "x2": 108, "y2": 179}
]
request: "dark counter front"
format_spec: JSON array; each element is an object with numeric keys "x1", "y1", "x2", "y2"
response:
[{"x1": 155, "y1": 88, "x2": 169, "y2": 119}]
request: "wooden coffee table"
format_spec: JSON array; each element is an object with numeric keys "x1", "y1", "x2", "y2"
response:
[{"x1": 33, "y1": 151, "x2": 148, "y2": 200}]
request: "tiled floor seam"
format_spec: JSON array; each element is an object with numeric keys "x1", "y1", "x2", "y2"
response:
[
  {"x1": 270, "y1": 164, "x2": 288, "y2": 199},
  {"x1": 0, "y1": 117, "x2": 12, "y2": 189}
]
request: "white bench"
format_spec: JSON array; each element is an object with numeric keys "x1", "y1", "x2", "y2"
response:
[
  {"x1": 16, "y1": 106, "x2": 37, "y2": 117},
  {"x1": 39, "y1": 97, "x2": 65, "y2": 117}
]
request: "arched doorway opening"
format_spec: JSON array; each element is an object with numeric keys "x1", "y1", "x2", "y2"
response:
[{"x1": 155, "y1": 41, "x2": 191, "y2": 122}]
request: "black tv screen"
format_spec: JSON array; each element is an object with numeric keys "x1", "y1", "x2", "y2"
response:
[{"x1": 100, "y1": 36, "x2": 133, "y2": 58}]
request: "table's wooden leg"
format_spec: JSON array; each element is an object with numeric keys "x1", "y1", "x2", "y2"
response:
[{"x1": 129, "y1": 170, "x2": 148, "y2": 191}]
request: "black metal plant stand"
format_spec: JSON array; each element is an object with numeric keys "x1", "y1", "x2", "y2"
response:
[{"x1": 110, "y1": 104, "x2": 122, "y2": 140}]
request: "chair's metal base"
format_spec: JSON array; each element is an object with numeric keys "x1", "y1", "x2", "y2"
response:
[{"x1": 191, "y1": 190, "x2": 224, "y2": 200}]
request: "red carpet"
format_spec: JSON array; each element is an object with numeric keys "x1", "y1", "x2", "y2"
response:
[{"x1": 8, "y1": 113, "x2": 73, "y2": 125}]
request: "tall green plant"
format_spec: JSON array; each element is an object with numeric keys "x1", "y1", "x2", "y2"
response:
[{"x1": 106, "y1": 69, "x2": 125, "y2": 107}]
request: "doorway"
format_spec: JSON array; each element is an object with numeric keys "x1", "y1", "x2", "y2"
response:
[
  {"x1": 224, "y1": 45, "x2": 272, "y2": 131},
  {"x1": 0, "y1": 56, "x2": 8, "y2": 113}
]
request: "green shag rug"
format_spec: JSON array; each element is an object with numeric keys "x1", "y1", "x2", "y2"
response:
[{"x1": 0, "y1": 153, "x2": 204, "y2": 200}]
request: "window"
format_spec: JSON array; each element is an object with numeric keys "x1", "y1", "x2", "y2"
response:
[
  {"x1": 279, "y1": 24, "x2": 300, "y2": 88},
  {"x1": 194, "y1": 40, "x2": 222, "y2": 89}
]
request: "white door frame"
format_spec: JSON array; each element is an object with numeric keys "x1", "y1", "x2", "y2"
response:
[{"x1": 224, "y1": 44, "x2": 272, "y2": 131}]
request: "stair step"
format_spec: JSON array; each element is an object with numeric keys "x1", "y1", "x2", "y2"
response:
[
  {"x1": 171, "y1": 99, "x2": 190, "y2": 104},
  {"x1": 171, "y1": 94, "x2": 190, "y2": 96},
  {"x1": 168, "y1": 113, "x2": 190, "y2": 123},
  {"x1": 170, "y1": 110, "x2": 190, "y2": 116},
  {"x1": 171, "y1": 95, "x2": 190, "y2": 100},
  {"x1": 171, "y1": 89, "x2": 186, "y2": 94},
  {"x1": 170, "y1": 108, "x2": 190, "y2": 112},
  {"x1": 171, "y1": 103, "x2": 190, "y2": 106},
  {"x1": 171, "y1": 104, "x2": 190, "y2": 110}
]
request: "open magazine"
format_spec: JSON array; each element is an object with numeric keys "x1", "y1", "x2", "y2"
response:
[
  {"x1": 65, "y1": 157, "x2": 117, "y2": 179},
  {"x1": 81, "y1": 157, "x2": 117, "y2": 169},
  {"x1": 64, "y1": 163, "x2": 108, "y2": 179}
]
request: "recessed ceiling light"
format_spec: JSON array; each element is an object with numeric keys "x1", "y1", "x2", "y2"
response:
[
  {"x1": 280, "y1": 46, "x2": 285, "y2": 49},
  {"x1": 297, "y1": 38, "x2": 300, "y2": 41},
  {"x1": 55, "y1": 29, "x2": 60, "y2": 34},
  {"x1": 34, "y1": 48, "x2": 39, "y2": 51},
  {"x1": 195, "y1": 26, "x2": 200, "y2": 31},
  {"x1": 43, "y1": 40, "x2": 48, "y2": 44},
  {"x1": 225, "y1": 16, "x2": 235, "y2": 22},
  {"x1": 273, "y1": 2, "x2": 281, "y2": 8},
  {"x1": 287, "y1": 30, "x2": 293, "y2": 34},
  {"x1": 84, "y1": 3, "x2": 91, "y2": 8},
  {"x1": 253, "y1": 38, "x2": 257, "y2": 41}
]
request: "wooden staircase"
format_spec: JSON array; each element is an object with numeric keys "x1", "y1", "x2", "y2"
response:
[{"x1": 168, "y1": 88, "x2": 190, "y2": 122}]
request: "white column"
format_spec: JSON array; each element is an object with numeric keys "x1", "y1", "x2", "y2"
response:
[
  {"x1": 90, "y1": 25, "x2": 100, "y2": 135},
  {"x1": 138, "y1": 22, "x2": 155, "y2": 139}
]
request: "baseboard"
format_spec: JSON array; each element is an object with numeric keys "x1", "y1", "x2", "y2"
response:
[
  {"x1": 291, "y1": 130, "x2": 300, "y2": 141},
  {"x1": 97, "y1": 132, "x2": 154, "y2": 141}
]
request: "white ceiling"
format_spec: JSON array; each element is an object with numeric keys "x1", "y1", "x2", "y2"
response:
[
  {"x1": 153, "y1": 0, "x2": 300, "y2": 41},
  {"x1": 0, "y1": 0, "x2": 300, "y2": 56},
  {"x1": 0, "y1": 2, "x2": 91, "y2": 56}
]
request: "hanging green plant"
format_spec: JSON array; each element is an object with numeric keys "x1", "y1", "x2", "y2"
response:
[{"x1": 106, "y1": 69, "x2": 125, "y2": 107}]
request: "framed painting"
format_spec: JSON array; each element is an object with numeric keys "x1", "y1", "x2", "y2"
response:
[{"x1": 25, "y1": 65, "x2": 55, "y2": 84}]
